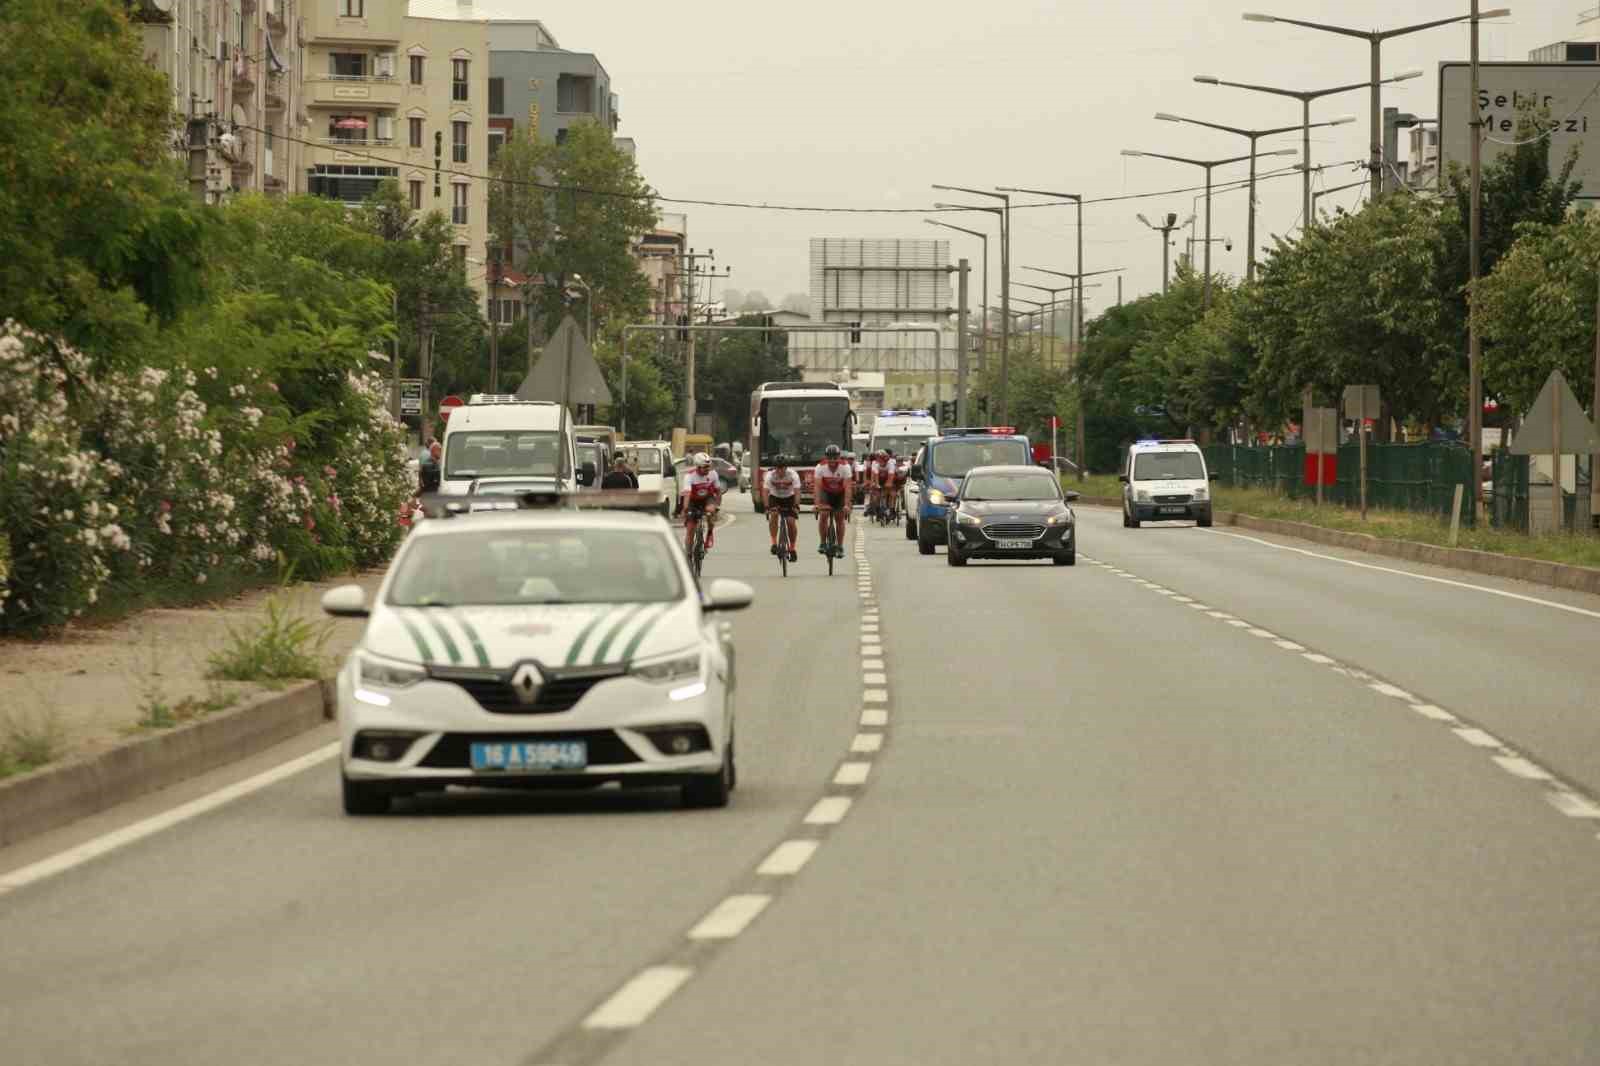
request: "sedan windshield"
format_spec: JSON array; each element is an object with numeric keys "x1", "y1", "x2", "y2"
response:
[
  {"x1": 962, "y1": 474, "x2": 1061, "y2": 501},
  {"x1": 445, "y1": 431, "x2": 564, "y2": 480},
  {"x1": 388, "y1": 528, "x2": 684, "y2": 606},
  {"x1": 1133, "y1": 451, "x2": 1206, "y2": 481},
  {"x1": 928, "y1": 439, "x2": 1030, "y2": 478}
]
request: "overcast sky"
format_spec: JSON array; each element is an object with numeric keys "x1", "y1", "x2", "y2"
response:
[{"x1": 534, "y1": 0, "x2": 1581, "y2": 313}]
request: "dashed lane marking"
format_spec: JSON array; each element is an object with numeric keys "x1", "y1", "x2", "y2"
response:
[
  {"x1": 851, "y1": 733, "x2": 885, "y2": 754},
  {"x1": 1494, "y1": 756, "x2": 1554, "y2": 781},
  {"x1": 1454, "y1": 728, "x2": 1503, "y2": 748},
  {"x1": 687, "y1": 894, "x2": 772, "y2": 940},
  {"x1": 1302, "y1": 653, "x2": 1336, "y2": 665},
  {"x1": 804, "y1": 796, "x2": 853, "y2": 825},
  {"x1": 834, "y1": 762, "x2": 872, "y2": 786},
  {"x1": 862, "y1": 689, "x2": 889, "y2": 703},
  {"x1": 581, "y1": 967, "x2": 695, "y2": 1031},
  {"x1": 1410, "y1": 703, "x2": 1458, "y2": 722},
  {"x1": 1546, "y1": 792, "x2": 1600, "y2": 818},
  {"x1": 757, "y1": 841, "x2": 820, "y2": 877},
  {"x1": 863, "y1": 672, "x2": 888, "y2": 685},
  {"x1": 1369, "y1": 682, "x2": 1417, "y2": 701},
  {"x1": 860, "y1": 709, "x2": 889, "y2": 727}
]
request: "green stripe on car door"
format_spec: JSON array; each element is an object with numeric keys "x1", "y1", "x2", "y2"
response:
[
  {"x1": 565, "y1": 607, "x2": 619, "y2": 665},
  {"x1": 451, "y1": 612, "x2": 491, "y2": 667},
  {"x1": 422, "y1": 614, "x2": 462, "y2": 665},
  {"x1": 590, "y1": 604, "x2": 649, "y2": 665},
  {"x1": 618, "y1": 604, "x2": 671, "y2": 663},
  {"x1": 396, "y1": 613, "x2": 435, "y2": 663}
]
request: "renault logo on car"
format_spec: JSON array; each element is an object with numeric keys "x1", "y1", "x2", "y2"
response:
[{"x1": 509, "y1": 662, "x2": 544, "y2": 706}]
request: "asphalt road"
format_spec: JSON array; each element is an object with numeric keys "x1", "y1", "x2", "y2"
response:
[{"x1": 4, "y1": 498, "x2": 1600, "y2": 1065}]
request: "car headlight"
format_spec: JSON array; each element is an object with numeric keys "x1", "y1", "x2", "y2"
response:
[
  {"x1": 358, "y1": 651, "x2": 427, "y2": 688},
  {"x1": 926, "y1": 488, "x2": 946, "y2": 506},
  {"x1": 1046, "y1": 510, "x2": 1073, "y2": 526},
  {"x1": 1192, "y1": 486, "x2": 1208, "y2": 500},
  {"x1": 1135, "y1": 489, "x2": 1151, "y2": 502},
  {"x1": 631, "y1": 649, "x2": 702, "y2": 684},
  {"x1": 956, "y1": 509, "x2": 982, "y2": 526}
]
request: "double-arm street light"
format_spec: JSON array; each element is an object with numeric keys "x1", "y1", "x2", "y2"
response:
[
  {"x1": 1121, "y1": 149, "x2": 1295, "y2": 308},
  {"x1": 933, "y1": 185, "x2": 1011, "y2": 422},
  {"x1": 1152, "y1": 112, "x2": 1354, "y2": 280},
  {"x1": 1193, "y1": 70, "x2": 1421, "y2": 230},
  {"x1": 1136, "y1": 212, "x2": 1193, "y2": 294},
  {"x1": 924, "y1": 218, "x2": 990, "y2": 374},
  {"x1": 1012, "y1": 281, "x2": 1073, "y2": 366},
  {"x1": 1241, "y1": 9, "x2": 1509, "y2": 194}
]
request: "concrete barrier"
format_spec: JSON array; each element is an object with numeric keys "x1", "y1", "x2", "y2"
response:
[
  {"x1": 1076, "y1": 497, "x2": 1600, "y2": 597},
  {"x1": 0, "y1": 681, "x2": 329, "y2": 848}
]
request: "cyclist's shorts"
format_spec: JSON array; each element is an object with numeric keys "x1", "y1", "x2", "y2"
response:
[
  {"x1": 685, "y1": 503, "x2": 710, "y2": 521},
  {"x1": 768, "y1": 495, "x2": 799, "y2": 516},
  {"x1": 817, "y1": 489, "x2": 847, "y2": 511}
]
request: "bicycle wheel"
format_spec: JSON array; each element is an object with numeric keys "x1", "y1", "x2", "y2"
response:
[{"x1": 691, "y1": 521, "x2": 705, "y2": 579}]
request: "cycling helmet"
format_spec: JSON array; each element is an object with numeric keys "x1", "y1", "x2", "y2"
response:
[
  {"x1": 773, "y1": 454, "x2": 790, "y2": 467},
  {"x1": 823, "y1": 445, "x2": 841, "y2": 460},
  {"x1": 693, "y1": 451, "x2": 711, "y2": 468}
]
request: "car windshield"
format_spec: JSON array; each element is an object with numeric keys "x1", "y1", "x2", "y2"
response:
[
  {"x1": 962, "y1": 473, "x2": 1061, "y2": 501},
  {"x1": 620, "y1": 446, "x2": 664, "y2": 472},
  {"x1": 445, "y1": 431, "x2": 564, "y2": 479},
  {"x1": 388, "y1": 528, "x2": 683, "y2": 606},
  {"x1": 1133, "y1": 451, "x2": 1206, "y2": 481},
  {"x1": 472, "y1": 481, "x2": 550, "y2": 496},
  {"x1": 578, "y1": 443, "x2": 601, "y2": 468},
  {"x1": 871, "y1": 435, "x2": 931, "y2": 457},
  {"x1": 928, "y1": 439, "x2": 1030, "y2": 478}
]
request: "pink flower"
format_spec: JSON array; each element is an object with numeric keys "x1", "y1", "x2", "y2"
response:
[
  {"x1": 304, "y1": 515, "x2": 316, "y2": 531},
  {"x1": 323, "y1": 465, "x2": 337, "y2": 478},
  {"x1": 159, "y1": 500, "x2": 172, "y2": 514}
]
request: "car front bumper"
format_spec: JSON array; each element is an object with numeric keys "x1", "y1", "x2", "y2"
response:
[
  {"x1": 1130, "y1": 500, "x2": 1211, "y2": 521},
  {"x1": 950, "y1": 523, "x2": 1074, "y2": 558}
]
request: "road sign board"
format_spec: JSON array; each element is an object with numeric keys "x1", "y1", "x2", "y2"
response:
[
  {"x1": 439, "y1": 394, "x2": 464, "y2": 420},
  {"x1": 1439, "y1": 62, "x2": 1600, "y2": 201},
  {"x1": 1510, "y1": 369, "x2": 1600, "y2": 455},
  {"x1": 398, "y1": 379, "x2": 423, "y2": 416},
  {"x1": 1342, "y1": 385, "x2": 1380, "y2": 421}
]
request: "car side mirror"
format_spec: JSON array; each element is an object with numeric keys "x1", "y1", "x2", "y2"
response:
[
  {"x1": 1208, "y1": 471, "x2": 1219, "y2": 481},
  {"x1": 1118, "y1": 474, "x2": 1129, "y2": 484},
  {"x1": 702, "y1": 578, "x2": 754, "y2": 612},
  {"x1": 578, "y1": 461, "x2": 597, "y2": 486},
  {"x1": 321, "y1": 584, "x2": 369, "y2": 618},
  {"x1": 1064, "y1": 490, "x2": 1080, "y2": 502},
  {"x1": 910, "y1": 464, "x2": 924, "y2": 481}
]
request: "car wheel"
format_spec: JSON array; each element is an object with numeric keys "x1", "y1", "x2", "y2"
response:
[
  {"x1": 683, "y1": 750, "x2": 732, "y2": 809},
  {"x1": 1054, "y1": 548, "x2": 1076, "y2": 566},
  {"x1": 342, "y1": 773, "x2": 390, "y2": 816},
  {"x1": 1126, "y1": 508, "x2": 1141, "y2": 529},
  {"x1": 946, "y1": 543, "x2": 967, "y2": 567},
  {"x1": 917, "y1": 528, "x2": 936, "y2": 555},
  {"x1": 727, "y1": 734, "x2": 738, "y2": 791},
  {"x1": 905, "y1": 516, "x2": 917, "y2": 540},
  {"x1": 1197, "y1": 512, "x2": 1213, "y2": 528}
]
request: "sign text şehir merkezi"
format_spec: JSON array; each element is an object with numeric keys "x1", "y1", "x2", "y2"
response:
[{"x1": 1476, "y1": 89, "x2": 1590, "y2": 136}]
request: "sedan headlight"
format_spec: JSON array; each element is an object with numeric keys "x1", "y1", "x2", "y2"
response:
[
  {"x1": 1135, "y1": 489, "x2": 1151, "y2": 502},
  {"x1": 631, "y1": 649, "x2": 702, "y2": 684},
  {"x1": 358, "y1": 651, "x2": 427, "y2": 688},
  {"x1": 1192, "y1": 486, "x2": 1209, "y2": 500},
  {"x1": 1046, "y1": 510, "x2": 1074, "y2": 526},
  {"x1": 955, "y1": 509, "x2": 982, "y2": 526},
  {"x1": 926, "y1": 489, "x2": 947, "y2": 506}
]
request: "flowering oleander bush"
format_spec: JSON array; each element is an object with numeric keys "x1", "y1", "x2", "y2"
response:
[{"x1": 0, "y1": 321, "x2": 412, "y2": 634}]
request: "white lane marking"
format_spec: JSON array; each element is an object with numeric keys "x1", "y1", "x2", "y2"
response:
[
  {"x1": 1187, "y1": 603, "x2": 1210, "y2": 611},
  {"x1": 861, "y1": 634, "x2": 881, "y2": 645},
  {"x1": 1369, "y1": 682, "x2": 1417, "y2": 701},
  {"x1": 834, "y1": 762, "x2": 872, "y2": 786},
  {"x1": 1172, "y1": 596, "x2": 1194, "y2": 603},
  {"x1": 805, "y1": 796, "x2": 853, "y2": 824},
  {"x1": 862, "y1": 689, "x2": 889, "y2": 703},
  {"x1": 1207, "y1": 611, "x2": 1234, "y2": 619},
  {"x1": 1546, "y1": 792, "x2": 1600, "y2": 818},
  {"x1": 1247, "y1": 628, "x2": 1277, "y2": 638},
  {"x1": 757, "y1": 840, "x2": 820, "y2": 876},
  {"x1": 862, "y1": 613, "x2": 879, "y2": 621},
  {"x1": 1410, "y1": 703, "x2": 1458, "y2": 722},
  {"x1": 863, "y1": 672, "x2": 888, "y2": 685},
  {"x1": 1454, "y1": 728, "x2": 1502, "y2": 748},
  {"x1": 1492, "y1": 756, "x2": 1554, "y2": 781},
  {"x1": 1274, "y1": 640, "x2": 1306, "y2": 651},
  {"x1": 1302, "y1": 653, "x2": 1336, "y2": 665},
  {"x1": 0, "y1": 743, "x2": 339, "y2": 894},
  {"x1": 851, "y1": 733, "x2": 885, "y2": 754},
  {"x1": 860, "y1": 624, "x2": 880, "y2": 633},
  {"x1": 862, "y1": 659, "x2": 886, "y2": 670},
  {"x1": 583, "y1": 967, "x2": 695, "y2": 1030},
  {"x1": 1204, "y1": 528, "x2": 1600, "y2": 621},
  {"x1": 687, "y1": 894, "x2": 772, "y2": 940},
  {"x1": 1226, "y1": 619, "x2": 1250, "y2": 628},
  {"x1": 860, "y1": 709, "x2": 889, "y2": 726}
]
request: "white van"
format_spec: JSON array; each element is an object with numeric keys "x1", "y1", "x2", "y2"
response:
[
  {"x1": 439, "y1": 399, "x2": 581, "y2": 496},
  {"x1": 868, "y1": 409, "x2": 940, "y2": 462},
  {"x1": 617, "y1": 440, "x2": 679, "y2": 517},
  {"x1": 1120, "y1": 439, "x2": 1214, "y2": 528}
]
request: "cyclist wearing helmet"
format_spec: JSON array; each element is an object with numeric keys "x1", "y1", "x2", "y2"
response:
[
  {"x1": 763, "y1": 455, "x2": 801, "y2": 562},
  {"x1": 881, "y1": 450, "x2": 901, "y2": 520},
  {"x1": 813, "y1": 444, "x2": 854, "y2": 558},
  {"x1": 865, "y1": 449, "x2": 890, "y2": 517},
  {"x1": 680, "y1": 452, "x2": 723, "y2": 555}
]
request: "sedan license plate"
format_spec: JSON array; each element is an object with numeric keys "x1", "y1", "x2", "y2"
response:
[
  {"x1": 1159, "y1": 506, "x2": 1187, "y2": 515},
  {"x1": 470, "y1": 740, "x2": 586, "y2": 772},
  {"x1": 995, "y1": 538, "x2": 1033, "y2": 549}
]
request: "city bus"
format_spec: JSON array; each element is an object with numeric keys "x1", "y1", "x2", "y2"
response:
[{"x1": 749, "y1": 381, "x2": 855, "y2": 512}]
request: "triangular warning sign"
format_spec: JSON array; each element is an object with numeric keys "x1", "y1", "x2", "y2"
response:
[
  {"x1": 1510, "y1": 369, "x2": 1600, "y2": 455},
  {"x1": 516, "y1": 316, "x2": 612, "y2": 406}
]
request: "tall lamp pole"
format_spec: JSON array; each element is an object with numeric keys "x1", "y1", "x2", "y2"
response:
[
  {"x1": 934, "y1": 185, "x2": 1011, "y2": 423},
  {"x1": 1241, "y1": 9, "x2": 1510, "y2": 194},
  {"x1": 925, "y1": 218, "x2": 990, "y2": 376},
  {"x1": 1012, "y1": 281, "x2": 1074, "y2": 367},
  {"x1": 1136, "y1": 212, "x2": 1192, "y2": 294},
  {"x1": 570, "y1": 273, "x2": 593, "y2": 342},
  {"x1": 1151, "y1": 112, "x2": 1354, "y2": 280}
]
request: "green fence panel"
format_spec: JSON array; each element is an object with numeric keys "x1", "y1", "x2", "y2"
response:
[{"x1": 1206, "y1": 442, "x2": 1475, "y2": 522}]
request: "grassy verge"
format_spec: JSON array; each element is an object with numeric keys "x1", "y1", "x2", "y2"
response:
[
  {"x1": 205, "y1": 594, "x2": 332, "y2": 688},
  {"x1": 0, "y1": 707, "x2": 67, "y2": 780},
  {"x1": 132, "y1": 685, "x2": 242, "y2": 733}
]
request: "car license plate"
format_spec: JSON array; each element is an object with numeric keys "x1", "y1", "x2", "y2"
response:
[
  {"x1": 1159, "y1": 506, "x2": 1187, "y2": 515},
  {"x1": 996, "y1": 538, "x2": 1033, "y2": 549},
  {"x1": 470, "y1": 740, "x2": 587, "y2": 772}
]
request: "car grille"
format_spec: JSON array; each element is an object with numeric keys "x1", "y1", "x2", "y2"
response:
[
  {"x1": 418, "y1": 730, "x2": 641, "y2": 768},
  {"x1": 430, "y1": 665, "x2": 625, "y2": 714},
  {"x1": 1155, "y1": 494, "x2": 1191, "y2": 504},
  {"x1": 983, "y1": 523, "x2": 1045, "y2": 539}
]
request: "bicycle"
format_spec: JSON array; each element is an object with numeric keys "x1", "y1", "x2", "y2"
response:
[
  {"x1": 775, "y1": 506, "x2": 791, "y2": 577},
  {"x1": 686, "y1": 509, "x2": 709, "y2": 580}
]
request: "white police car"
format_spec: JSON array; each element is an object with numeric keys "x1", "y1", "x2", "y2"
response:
[
  {"x1": 321, "y1": 492, "x2": 752, "y2": 814},
  {"x1": 1120, "y1": 439, "x2": 1215, "y2": 527}
]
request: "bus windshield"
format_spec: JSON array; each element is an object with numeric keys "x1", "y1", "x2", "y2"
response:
[{"x1": 760, "y1": 397, "x2": 852, "y2": 464}]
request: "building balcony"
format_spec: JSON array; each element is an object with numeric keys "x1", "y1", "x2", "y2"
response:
[
  {"x1": 316, "y1": 137, "x2": 395, "y2": 148},
  {"x1": 306, "y1": 75, "x2": 402, "y2": 109}
]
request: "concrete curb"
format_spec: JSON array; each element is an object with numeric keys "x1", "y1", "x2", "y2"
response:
[
  {"x1": 1077, "y1": 496, "x2": 1600, "y2": 597},
  {"x1": 0, "y1": 680, "x2": 331, "y2": 848}
]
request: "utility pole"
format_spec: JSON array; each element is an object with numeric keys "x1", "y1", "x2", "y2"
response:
[
  {"x1": 486, "y1": 243, "x2": 500, "y2": 394},
  {"x1": 956, "y1": 257, "x2": 970, "y2": 425},
  {"x1": 672, "y1": 248, "x2": 730, "y2": 431},
  {"x1": 1468, "y1": 0, "x2": 1484, "y2": 517},
  {"x1": 1592, "y1": 264, "x2": 1600, "y2": 528},
  {"x1": 933, "y1": 185, "x2": 1011, "y2": 422},
  {"x1": 1137, "y1": 213, "x2": 1188, "y2": 294},
  {"x1": 390, "y1": 287, "x2": 401, "y2": 420}
]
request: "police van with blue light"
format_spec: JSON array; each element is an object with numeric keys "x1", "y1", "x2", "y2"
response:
[
  {"x1": 321, "y1": 489, "x2": 751, "y2": 815},
  {"x1": 909, "y1": 426, "x2": 1033, "y2": 555},
  {"x1": 1120, "y1": 439, "x2": 1216, "y2": 528}
]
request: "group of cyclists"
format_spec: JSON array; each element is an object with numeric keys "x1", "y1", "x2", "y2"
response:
[{"x1": 677, "y1": 446, "x2": 909, "y2": 568}]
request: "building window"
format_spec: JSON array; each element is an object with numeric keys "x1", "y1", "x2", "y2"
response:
[
  {"x1": 491, "y1": 298, "x2": 522, "y2": 324},
  {"x1": 452, "y1": 121, "x2": 468, "y2": 163},
  {"x1": 329, "y1": 114, "x2": 365, "y2": 142},
  {"x1": 557, "y1": 74, "x2": 595, "y2": 113},
  {"x1": 452, "y1": 184, "x2": 468, "y2": 225},
  {"x1": 554, "y1": 127, "x2": 568, "y2": 146},
  {"x1": 452, "y1": 59, "x2": 469, "y2": 101},
  {"x1": 339, "y1": 0, "x2": 363, "y2": 16},
  {"x1": 487, "y1": 130, "x2": 504, "y2": 162},
  {"x1": 409, "y1": 55, "x2": 424, "y2": 85},
  {"x1": 408, "y1": 180, "x2": 422, "y2": 209},
  {"x1": 488, "y1": 77, "x2": 504, "y2": 115},
  {"x1": 408, "y1": 116, "x2": 422, "y2": 148},
  {"x1": 308, "y1": 163, "x2": 397, "y2": 204},
  {"x1": 330, "y1": 52, "x2": 366, "y2": 79}
]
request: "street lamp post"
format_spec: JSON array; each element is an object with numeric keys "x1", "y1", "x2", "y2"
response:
[
  {"x1": 1194, "y1": 71, "x2": 1422, "y2": 229},
  {"x1": 934, "y1": 185, "x2": 1011, "y2": 423},
  {"x1": 925, "y1": 218, "x2": 990, "y2": 376},
  {"x1": 570, "y1": 273, "x2": 593, "y2": 342},
  {"x1": 1120, "y1": 149, "x2": 1295, "y2": 307},
  {"x1": 1136, "y1": 212, "x2": 1192, "y2": 294},
  {"x1": 1012, "y1": 281, "x2": 1074, "y2": 367},
  {"x1": 1152, "y1": 112, "x2": 1354, "y2": 280},
  {"x1": 1242, "y1": 9, "x2": 1509, "y2": 194}
]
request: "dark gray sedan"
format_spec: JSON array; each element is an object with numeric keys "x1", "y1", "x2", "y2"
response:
[{"x1": 945, "y1": 465, "x2": 1078, "y2": 567}]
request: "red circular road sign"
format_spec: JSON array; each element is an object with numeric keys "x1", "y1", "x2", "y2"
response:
[{"x1": 438, "y1": 394, "x2": 464, "y2": 420}]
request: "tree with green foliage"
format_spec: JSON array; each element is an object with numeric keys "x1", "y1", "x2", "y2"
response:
[{"x1": 693, "y1": 317, "x2": 796, "y2": 441}]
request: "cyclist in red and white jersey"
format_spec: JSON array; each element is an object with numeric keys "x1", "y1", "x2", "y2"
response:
[
  {"x1": 680, "y1": 452, "x2": 723, "y2": 554},
  {"x1": 813, "y1": 445, "x2": 854, "y2": 558},
  {"x1": 763, "y1": 455, "x2": 801, "y2": 562}
]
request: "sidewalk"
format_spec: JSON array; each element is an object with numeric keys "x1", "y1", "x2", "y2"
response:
[{"x1": 0, "y1": 573, "x2": 383, "y2": 776}]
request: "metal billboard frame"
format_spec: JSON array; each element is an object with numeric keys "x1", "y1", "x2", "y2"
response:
[{"x1": 1437, "y1": 60, "x2": 1600, "y2": 200}]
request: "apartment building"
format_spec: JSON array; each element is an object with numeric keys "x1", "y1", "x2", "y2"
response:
[
  {"x1": 299, "y1": 0, "x2": 490, "y2": 305},
  {"x1": 131, "y1": 0, "x2": 304, "y2": 202}
]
